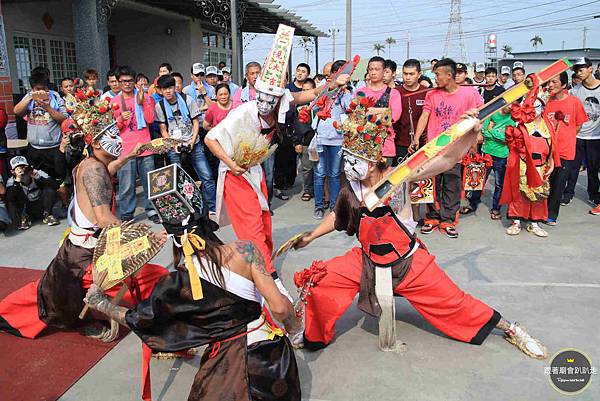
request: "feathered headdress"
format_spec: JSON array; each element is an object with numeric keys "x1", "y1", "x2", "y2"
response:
[{"x1": 339, "y1": 91, "x2": 392, "y2": 162}]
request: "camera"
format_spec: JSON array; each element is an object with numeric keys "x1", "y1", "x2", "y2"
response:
[{"x1": 178, "y1": 143, "x2": 192, "y2": 153}]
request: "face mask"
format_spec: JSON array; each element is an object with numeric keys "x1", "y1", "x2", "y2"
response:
[
  {"x1": 256, "y1": 91, "x2": 279, "y2": 116},
  {"x1": 99, "y1": 131, "x2": 123, "y2": 157},
  {"x1": 343, "y1": 154, "x2": 369, "y2": 182}
]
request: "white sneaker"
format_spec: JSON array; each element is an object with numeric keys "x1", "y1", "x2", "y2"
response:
[
  {"x1": 506, "y1": 222, "x2": 521, "y2": 235},
  {"x1": 290, "y1": 330, "x2": 304, "y2": 349},
  {"x1": 527, "y1": 224, "x2": 548, "y2": 237}
]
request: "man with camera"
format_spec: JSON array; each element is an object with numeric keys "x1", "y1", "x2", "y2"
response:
[
  {"x1": 6, "y1": 155, "x2": 60, "y2": 229},
  {"x1": 154, "y1": 74, "x2": 216, "y2": 213}
]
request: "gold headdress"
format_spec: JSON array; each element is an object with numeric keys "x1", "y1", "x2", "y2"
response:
[{"x1": 339, "y1": 91, "x2": 392, "y2": 162}]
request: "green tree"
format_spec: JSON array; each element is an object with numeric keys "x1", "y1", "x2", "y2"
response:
[
  {"x1": 385, "y1": 37, "x2": 397, "y2": 56},
  {"x1": 501, "y1": 44, "x2": 512, "y2": 57},
  {"x1": 373, "y1": 43, "x2": 385, "y2": 55},
  {"x1": 530, "y1": 35, "x2": 543, "y2": 51}
]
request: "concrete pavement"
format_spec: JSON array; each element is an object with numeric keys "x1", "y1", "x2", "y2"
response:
[{"x1": 1, "y1": 174, "x2": 598, "y2": 401}]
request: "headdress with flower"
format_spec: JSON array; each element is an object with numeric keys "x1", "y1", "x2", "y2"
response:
[
  {"x1": 70, "y1": 86, "x2": 119, "y2": 146},
  {"x1": 337, "y1": 91, "x2": 392, "y2": 162}
]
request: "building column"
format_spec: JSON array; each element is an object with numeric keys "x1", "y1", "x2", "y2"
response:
[
  {"x1": 0, "y1": 2, "x2": 14, "y2": 122},
  {"x1": 72, "y1": 0, "x2": 110, "y2": 85}
]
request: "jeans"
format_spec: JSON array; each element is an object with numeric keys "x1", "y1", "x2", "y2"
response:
[
  {"x1": 547, "y1": 158, "x2": 574, "y2": 220},
  {"x1": 301, "y1": 145, "x2": 315, "y2": 195},
  {"x1": 468, "y1": 156, "x2": 507, "y2": 212},
  {"x1": 261, "y1": 153, "x2": 275, "y2": 204},
  {"x1": 314, "y1": 145, "x2": 342, "y2": 210},
  {"x1": 168, "y1": 145, "x2": 216, "y2": 212},
  {"x1": 116, "y1": 155, "x2": 156, "y2": 220},
  {"x1": 563, "y1": 138, "x2": 600, "y2": 204}
]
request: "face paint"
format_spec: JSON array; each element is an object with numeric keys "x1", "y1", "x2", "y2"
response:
[
  {"x1": 534, "y1": 99, "x2": 544, "y2": 117},
  {"x1": 98, "y1": 124, "x2": 123, "y2": 157},
  {"x1": 256, "y1": 91, "x2": 279, "y2": 116},
  {"x1": 343, "y1": 153, "x2": 369, "y2": 181}
]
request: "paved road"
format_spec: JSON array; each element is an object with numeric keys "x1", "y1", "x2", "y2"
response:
[{"x1": 1, "y1": 175, "x2": 598, "y2": 401}]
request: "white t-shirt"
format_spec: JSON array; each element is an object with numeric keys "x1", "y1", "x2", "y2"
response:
[{"x1": 570, "y1": 82, "x2": 600, "y2": 140}]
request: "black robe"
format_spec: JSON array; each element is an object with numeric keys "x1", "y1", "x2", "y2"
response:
[{"x1": 125, "y1": 268, "x2": 301, "y2": 401}]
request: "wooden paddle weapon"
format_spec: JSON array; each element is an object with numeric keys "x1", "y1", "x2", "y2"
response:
[{"x1": 362, "y1": 58, "x2": 573, "y2": 211}]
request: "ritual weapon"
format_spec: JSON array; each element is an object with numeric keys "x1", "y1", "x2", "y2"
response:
[
  {"x1": 362, "y1": 58, "x2": 573, "y2": 211},
  {"x1": 293, "y1": 261, "x2": 328, "y2": 318},
  {"x1": 137, "y1": 137, "x2": 181, "y2": 154},
  {"x1": 271, "y1": 231, "x2": 311, "y2": 261},
  {"x1": 298, "y1": 55, "x2": 361, "y2": 123}
]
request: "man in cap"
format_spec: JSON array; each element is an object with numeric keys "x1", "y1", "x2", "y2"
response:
[
  {"x1": 473, "y1": 63, "x2": 486, "y2": 87},
  {"x1": 205, "y1": 66, "x2": 219, "y2": 98},
  {"x1": 221, "y1": 66, "x2": 239, "y2": 94},
  {"x1": 183, "y1": 63, "x2": 213, "y2": 118},
  {"x1": 5, "y1": 155, "x2": 60, "y2": 229},
  {"x1": 455, "y1": 62, "x2": 469, "y2": 85},
  {"x1": 512, "y1": 61, "x2": 526, "y2": 86},
  {"x1": 563, "y1": 57, "x2": 600, "y2": 215},
  {"x1": 499, "y1": 65, "x2": 511, "y2": 88}
]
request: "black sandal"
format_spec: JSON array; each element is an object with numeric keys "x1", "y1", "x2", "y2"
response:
[
  {"x1": 490, "y1": 210, "x2": 502, "y2": 220},
  {"x1": 301, "y1": 193, "x2": 312, "y2": 201},
  {"x1": 274, "y1": 190, "x2": 290, "y2": 201}
]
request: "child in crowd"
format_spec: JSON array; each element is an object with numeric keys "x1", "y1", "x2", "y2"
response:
[{"x1": 83, "y1": 69, "x2": 101, "y2": 94}]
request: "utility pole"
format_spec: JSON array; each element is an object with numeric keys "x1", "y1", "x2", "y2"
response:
[
  {"x1": 561, "y1": 40, "x2": 565, "y2": 50},
  {"x1": 406, "y1": 32, "x2": 410, "y2": 59},
  {"x1": 583, "y1": 26, "x2": 588, "y2": 48},
  {"x1": 329, "y1": 27, "x2": 339, "y2": 61},
  {"x1": 345, "y1": 0, "x2": 352, "y2": 60}
]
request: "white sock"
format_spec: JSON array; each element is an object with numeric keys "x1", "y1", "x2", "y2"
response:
[
  {"x1": 513, "y1": 219, "x2": 521, "y2": 226},
  {"x1": 531, "y1": 222, "x2": 540, "y2": 229}
]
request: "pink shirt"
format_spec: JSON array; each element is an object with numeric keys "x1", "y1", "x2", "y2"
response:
[
  {"x1": 205, "y1": 102, "x2": 233, "y2": 128},
  {"x1": 110, "y1": 93, "x2": 155, "y2": 157},
  {"x1": 359, "y1": 85, "x2": 402, "y2": 157},
  {"x1": 423, "y1": 86, "x2": 483, "y2": 142},
  {"x1": 232, "y1": 86, "x2": 256, "y2": 109}
]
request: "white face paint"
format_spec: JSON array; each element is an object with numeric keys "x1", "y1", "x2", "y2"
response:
[
  {"x1": 256, "y1": 91, "x2": 279, "y2": 116},
  {"x1": 99, "y1": 128, "x2": 123, "y2": 158},
  {"x1": 534, "y1": 99, "x2": 544, "y2": 117},
  {"x1": 343, "y1": 153, "x2": 369, "y2": 182}
]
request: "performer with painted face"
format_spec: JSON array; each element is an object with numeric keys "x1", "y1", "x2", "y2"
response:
[
  {"x1": 205, "y1": 25, "x2": 350, "y2": 282},
  {"x1": 501, "y1": 83, "x2": 560, "y2": 237},
  {"x1": 0, "y1": 89, "x2": 168, "y2": 340},
  {"x1": 291, "y1": 91, "x2": 548, "y2": 359},
  {"x1": 84, "y1": 170, "x2": 302, "y2": 401}
]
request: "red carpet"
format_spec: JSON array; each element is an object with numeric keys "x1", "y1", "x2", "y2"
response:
[{"x1": 0, "y1": 266, "x2": 128, "y2": 401}]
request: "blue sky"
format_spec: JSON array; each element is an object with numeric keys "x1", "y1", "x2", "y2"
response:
[{"x1": 243, "y1": 0, "x2": 600, "y2": 72}]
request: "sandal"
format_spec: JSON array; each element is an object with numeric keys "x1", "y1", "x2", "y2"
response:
[
  {"x1": 323, "y1": 200, "x2": 330, "y2": 209},
  {"x1": 301, "y1": 193, "x2": 313, "y2": 201},
  {"x1": 506, "y1": 222, "x2": 521, "y2": 235},
  {"x1": 442, "y1": 225, "x2": 459, "y2": 238},
  {"x1": 490, "y1": 210, "x2": 502, "y2": 220},
  {"x1": 460, "y1": 205, "x2": 475, "y2": 215}
]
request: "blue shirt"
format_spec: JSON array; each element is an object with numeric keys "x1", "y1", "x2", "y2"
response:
[{"x1": 313, "y1": 91, "x2": 352, "y2": 146}]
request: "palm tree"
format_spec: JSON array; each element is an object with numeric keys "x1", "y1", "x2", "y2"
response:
[
  {"x1": 385, "y1": 37, "x2": 397, "y2": 56},
  {"x1": 501, "y1": 44, "x2": 512, "y2": 57},
  {"x1": 530, "y1": 35, "x2": 543, "y2": 51},
  {"x1": 373, "y1": 43, "x2": 385, "y2": 55}
]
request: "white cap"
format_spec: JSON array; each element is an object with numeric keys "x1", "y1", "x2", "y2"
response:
[
  {"x1": 221, "y1": 66, "x2": 231, "y2": 74},
  {"x1": 10, "y1": 156, "x2": 28, "y2": 170},
  {"x1": 475, "y1": 63, "x2": 485, "y2": 73},
  {"x1": 501, "y1": 66, "x2": 511, "y2": 75},
  {"x1": 513, "y1": 61, "x2": 524, "y2": 70},
  {"x1": 192, "y1": 63, "x2": 205, "y2": 75},
  {"x1": 205, "y1": 66, "x2": 219, "y2": 76},
  {"x1": 573, "y1": 57, "x2": 592, "y2": 68}
]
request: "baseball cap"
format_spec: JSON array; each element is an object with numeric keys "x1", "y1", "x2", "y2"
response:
[
  {"x1": 221, "y1": 66, "x2": 231, "y2": 74},
  {"x1": 475, "y1": 63, "x2": 485, "y2": 73},
  {"x1": 456, "y1": 63, "x2": 467, "y2": 72},
  {"x1": 500, "y1": 66, "x2": 511, "y2": 75},
  {"x1": 205, "y1": 66, "x2": 219, "y2": 76},
  {"x1": 572, "y1": 57, "x2": 592, "y2": 69},
  {"x1": 513, "y1": 61, "x2": 525, "y2": 71},
  {"x1": 192, "y1": 63, "x2": 205, "y2": 75},
  {"x1": 10, "y1": 156, "x2": 29, "y2": 170}
]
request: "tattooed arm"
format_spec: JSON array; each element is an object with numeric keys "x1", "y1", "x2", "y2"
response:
[
  {"x1": 234, "y1": 241, "x2": 302, "y2": 335},
  {"x1": 84, "y1": 284, "x2": 129, "y2": 327},
  {"x1": 81, "y1": 160, "x2": 120, "y2": 228}
]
